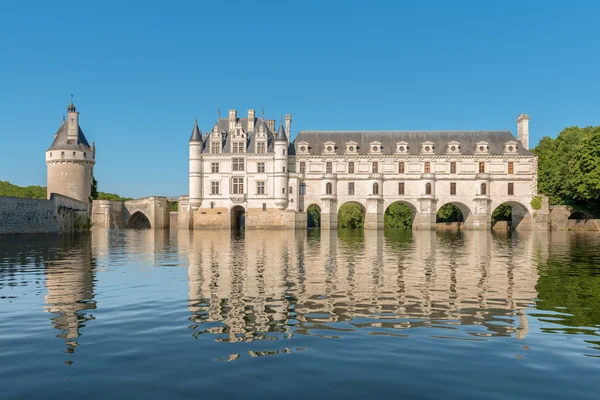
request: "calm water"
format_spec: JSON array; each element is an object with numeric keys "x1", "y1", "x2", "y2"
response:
[{"x1": 1, "y1": 229, "x2": 600, "y2": 399}]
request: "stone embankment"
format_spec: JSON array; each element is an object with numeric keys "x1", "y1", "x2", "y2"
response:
[{"x1": 0, "y1": 194, "x2": 89, "y2": 235}]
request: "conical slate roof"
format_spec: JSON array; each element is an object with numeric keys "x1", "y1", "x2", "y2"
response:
[
  {"x1": 47, "y1": 121, "x2": 92, "y2": 151},
  {"x1": 189, "y1": 120, "x2": 202, "y2": 142},
  {"x1": 275, "y1": 123, "x2": 287, "y2": 141}
]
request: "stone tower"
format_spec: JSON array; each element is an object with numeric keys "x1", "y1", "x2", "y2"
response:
[
  {"x1": 189, "y1": 118, "x2": 203, "y2": 210},
  {"x1": 273, "y1": 122, "x2": 289, "y2": 209},
  {"x1": 517, "y1": 113, "x2": 530, "y2": 150},
  {"x1": 46, "y1": 100, "x2": 95, "y2": 203}
]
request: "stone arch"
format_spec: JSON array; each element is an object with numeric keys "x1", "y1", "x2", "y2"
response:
[
  {"x1": 306, "y1": 204, "x2": 322, "y2": 229},
  {"x1": 568, "y1": 211, "x2": 588, "y2": 220},
  {"x1": 384, "y1": 201, "x2": 417, "y2": 228},
  {"x1": 491, "y1": 201, "x2": 531, "y2": 230},
  {"x1": 436, "y1": 201, "x2": 473, "y2": 228},
  {"x1": 231, "y1": 206, "x2": 245, "y2": 230},
  {"x1": 337, "y1": 201, "x2": 366, "y2": 229},
  {"x1": 126, "y1": 211, "x2": 151, "y2": 229}
]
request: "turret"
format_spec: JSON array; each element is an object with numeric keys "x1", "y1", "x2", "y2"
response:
[
  {"x1": 273, "y1": 122, "x2": 289, "y2": 209},
  {"x1": 517, "y1": 114, "x2": 530, "y2": 150},
  {"x1": 189, "y1": 118, "x2": 203, "y2": 210},
  {"x1": 46, "y1": 99, "x2": 95, "y2": 203}
]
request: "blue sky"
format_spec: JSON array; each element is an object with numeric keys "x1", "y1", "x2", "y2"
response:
[{"x1": 1, "y1": 0, "x2": 599, "y2": 198}]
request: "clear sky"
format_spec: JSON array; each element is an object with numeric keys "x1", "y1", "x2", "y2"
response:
[{"x1": 1, "y1": 0, "x2": 599, "y2": 198}]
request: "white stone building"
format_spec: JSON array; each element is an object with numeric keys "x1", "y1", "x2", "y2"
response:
[{"x1": 180, "y1": 110, "x2": 538, "y2": 230}]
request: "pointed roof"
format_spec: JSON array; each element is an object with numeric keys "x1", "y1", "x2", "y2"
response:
[
  {"x1": 47, "y1": 121, "x2": 92, "y2": 151},
  {"x1": 189, "y1": 119, "x2": 202, "y2": 142},
  {"x1": 275, "y1": 122, "x2": 287, "y2": 141}
]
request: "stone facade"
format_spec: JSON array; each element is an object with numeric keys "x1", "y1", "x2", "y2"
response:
[
  {"x1": 0, "y1": 194, "x2": 89, "y2": 235},
  {"x1": 91, "y1": 197, "x2": 170, "y2": 229},
  {"x1": 181, "y1": 109, "x2": 540, "y2": 231}
]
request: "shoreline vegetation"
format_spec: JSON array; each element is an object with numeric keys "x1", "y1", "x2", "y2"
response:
[{"x1": 2, "y1": 125, "x2": 598, "y2": 228}]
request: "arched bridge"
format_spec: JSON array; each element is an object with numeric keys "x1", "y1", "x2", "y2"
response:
[{"x1": 92, "y1": 196, "x2": 170, "y2": 229}]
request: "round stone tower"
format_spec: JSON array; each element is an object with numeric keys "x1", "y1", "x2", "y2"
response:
[
  {"x1": 46, "y1": 99, "x2": 95, "y2": 203},
  {"x1": 273, "y1": 122, "x2": 289, "y2": 209}
]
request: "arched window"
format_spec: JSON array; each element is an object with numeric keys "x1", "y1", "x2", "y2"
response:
[
  {"x1": 373, "y1": 183, "x2": 379, "y2": 195},
  {"x1": 326, "y1": 182, "x2": 332, "y2": 195},
  {"x1": 425, "y1": 183, "x2": 432, "y2": 195},
  {"x1": 481, "y1": 183, "x2": 487, "y2": 195}
]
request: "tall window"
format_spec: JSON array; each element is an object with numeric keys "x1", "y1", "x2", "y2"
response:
[
  {"x1": 479, "y1": 162, "x2": 485, "y2": 173},
  {"x1": 233, "y1": 142, "x2": 245, "y2": 153},
  {"x1": 481, "y1": 183, "x2": 487, "y2": 195},
  {"x1": 232, "y1": 158, "x2": 245, "y2": 171},
  {"x1": 450, "y1": 161, "x2": 456, "y2": 174},
  {"x1": 211, "y1": 182, "x2": 219, "y2": 195},
  {"x1": 399, "y1": 161, "x2": 405, "y2": 174},
  {"x1": 508, "y1": 161, "x2": 514, "y2": 174},
  {"x1": 508, "y1": 183, "x2": 514, "y2": 195},
  {"x1": 326, "y1": 182, "x2": 332, "y2": 195},
  {"x1": 257, "y1": 142, "x2": 266, "y2": 153},
  {"x1": 257, "y1": 181, "x2": 265, "y2": 195},
  {"x1": 289, "y1": 186, "x2": 293, "y2": 194},
  {"x1": 348, "y1": 182, "x2": 355, "y2": 195},
  {"x1": 299, "y1": 162, "x2": 306, "y2": 173},
  {"x1": 232, "y1": 177, "x2": 244, "y2": 194},
  {"x1": 348, "y1": 162, "x2": 355, "y2": 174},
  {"x1": 398, "y1": 182, "x2": 405, "y2": 195},
  {"x1": 372, "y1": 162, "x2": 379, "y2": 173},
  {"x1": 257, "y1": 162, "x2": 265, "y2": 173},
  {"x1": 211, "y1": 162, "x2": 219, "y2": 173},
  {"x1": 425, "y1": 183, "x2": 432, "y2": 195},
  {"x1": 300, "y1": 183, "x2": 306, "y2": 195},
  {"x1": 450, "y1": 182, "x2": 456, "y2": 195},
  {"x1": 263, "y1": 203, "x2": 267, "y2": 211},
  {"x1": 373, "y1": 183, "x2": 379, "y2": 195},
  {"x1": 326, "y1": 162, "x2": 332, "y2": 173},
  {"x1": 211, "y1": 142, "x2": 221, "y2": 154},
  {"x1": 424, "y1": 162, "x2": 431, "y2": 173}
]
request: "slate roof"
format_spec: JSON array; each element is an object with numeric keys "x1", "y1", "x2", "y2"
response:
[
  {"x1": 275, "y1": 123, "x2": 287, "y2": 141},
  {"x1": 189, "y1": 121, "x2": 202, "y2": 142},
  {"x1": 200, "y1": 117, "x2": 276, "y2": 154},
  {"x1": 47, "y1": 121, "x2": 93, "y2": 152},
  {"x1": 292, "y1": 131, "x2": 533, "y2": 156}
]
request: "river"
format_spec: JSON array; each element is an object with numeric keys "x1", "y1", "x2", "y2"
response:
[{"x1": 1, "y1": 229, "x2": 599, "y2": 399}]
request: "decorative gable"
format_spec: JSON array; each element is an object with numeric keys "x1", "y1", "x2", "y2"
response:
[
  {"x1": 345, "y1": 140, "x2": 358, "y2": 155},
  {"x1": 296, "y1": 141, "x2": 310, "y2": 155},
  {"x1": 395, "y1": 141, "x2": 409, "y2": 154},
  {"x1": 446, "y1": 141, "x2": 461, "y2": 155},
  {"x1": 323, "y1": 141, "x2": 337, "y2": 155},
  {"x1": 476, "y1": 141, "x2": 489, "y2": 154},
  {"x1": 421, "y1": 141, "x2": 435, "y2": 154},
  {"x1": 503, "y1": 141, "x2": 518, "y2": 154},
  {"x1": 369, "y1": 141, "x2": 383, "y2": 154}
]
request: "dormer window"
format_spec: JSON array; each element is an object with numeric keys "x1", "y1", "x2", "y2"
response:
[
  {"x1": 211, "y1": 142, "x2": 221, "y2": 154},
  {"x1": 232, "y1": 142, "x2": 245, "y2": 153},
  {"x1": 476, "y1": 141, "x2": 489, "y2": 154},
  {"x1": 256, "y1": 142, "x2": 266, "y2": 153},
  {"x1": 395, "y1": 141, "x2": 409, "y2": 154},
  {"x1": 503, "y1": 141, "x2": 518, "y2": 154},
  {"x1": 296, "y1": 141, "x2": 310, "y2": 155},
  {"x1": 369, "y1": 141, "x2": 383, "y2": 155},
  {"x1": 446, "y1": 141, "x2": 461, "y2": 155},
  {"x1": 345, "y1": 140, "x2": 358, "y2": 155},
  {"x1": 323, "y1": 141, "x2": 336, "y2": 155},
  {"x1": 421, "y1": 141, "x2": 435, "y2": 154}
]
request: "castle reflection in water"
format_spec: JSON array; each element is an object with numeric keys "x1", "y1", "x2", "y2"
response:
[{"x1": 2, "y1": 228, "x2": 564, "y2": 354}]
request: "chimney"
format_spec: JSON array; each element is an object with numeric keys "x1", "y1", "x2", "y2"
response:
[
  {"x1": 248, "y1": 109, "x2": 255, "y2": 131},
  {"x1": 285, "y1": 114, "x2": 292, "y2": 140},
  {"x1": 228, "y1": 109, "x2": 237, "y2": 131},
  {"x1": 517, "y1": 114, "x2": 530, "y2": 150},
  {"x1": 267, "y1": 119, "x2": 275, "y2": 132}
]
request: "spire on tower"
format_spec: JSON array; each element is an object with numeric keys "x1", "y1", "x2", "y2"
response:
[{"x1": 261, "y1": 104, "x2": 264, "y2": 119}]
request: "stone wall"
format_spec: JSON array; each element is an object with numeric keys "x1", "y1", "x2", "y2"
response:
[
  {"x1": 193, "y1": 207, "x2": 230, "y2": 229},
  {"x1": 91, "y1": 197, "x2": 170, "y2": 229},
  {"x1": 550, "y1": 206, "x2": 600, "y2": 231},
  {"x1": 0, "y1": 194, "x2": 89, "y2": 235}
]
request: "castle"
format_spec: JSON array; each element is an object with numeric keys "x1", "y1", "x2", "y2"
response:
[{"x1": 178, "y1": 109, "x2": 538, "y2": 230}]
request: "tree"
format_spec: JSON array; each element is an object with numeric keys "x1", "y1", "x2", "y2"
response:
[
  {"x1": 91, "y1": 177, "x2": 99, "y2": 200},
  {"x1": 436, "y1": 204, "x2": 463, "y2": 223},
  {"x1": 307, "y1": 204, "x2": 321, "y2": 228},
  {"x1": 492, "y1": 203, "x2": 512, "y2": 223},
  {"x1": 338, "y1": 203, "x2": 364, "y2": 228},
  {"x1": 384, "y1": 202, "x2": 413, "y2": 228},
  {"x1": 0, "y1": 181, "x2": 46, "y2": 199},
  {"x1": 567, "y1": 128, "x2": 600, "y2": 207}
]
